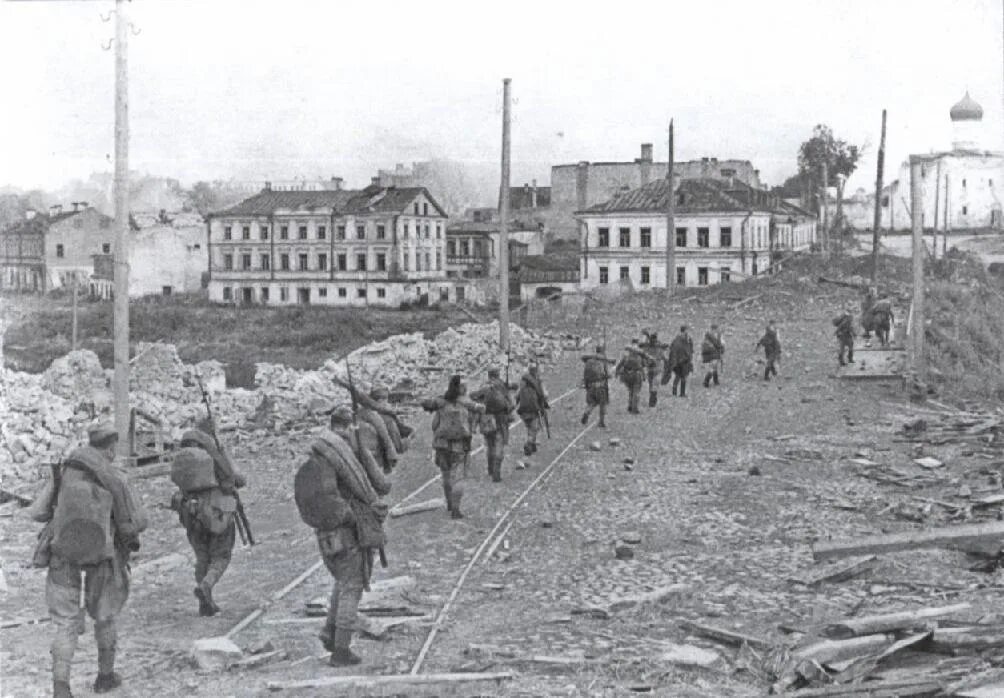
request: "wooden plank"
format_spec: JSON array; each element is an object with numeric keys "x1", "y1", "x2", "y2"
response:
[
  {"x1": 785, "y1": 678, "x2": 943, "y2": 697},
  {"x1": 266, "y1": 671, "x2": 514, "y2": 691},
  {"x1": 823, "y1": 603, "x2": 970, "y2": 639},
  {"x1": 794, "y1": 634, "x2": 893, "y2": 665},
  {"x1": 794, "y1": 556, "x2": 878, "y2": 588},
  {"x1": 678, "y1": 620, "x2": 771, "y2": 651},
  {"x1": 812, "y1": 522, "x2": 1004, "y2": 562},
  {"x1": 389, "y1": 498, "x2": 446, "y2": 518},
  {"x1": 928, "y1": 626, "x2": 1004, "y2": 654}
]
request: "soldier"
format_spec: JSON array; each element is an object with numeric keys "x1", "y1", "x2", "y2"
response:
[
  {"x1": 639, "y1": 330, "x2": 667, "y2": 407},
  {"x1": 422, "y1": 375, "x2": 485, "y2": 519},
  {"x1": 580, "y1": 345, "x2": 614, "y2": 427},
  {"x1": 298, "y1": 408, "x2": 389, "y2": 667},
  {"x1": 755, "y1": 320, "x2": 782, "y2": 380},
  {"x1": 516, "y1": 363, "x2": 549, "y2": 456},
  {"x1": 833, "y1": 309, "x2": 856, "y2": 367},
  {"x1": 470, "y1": 367, "x2": 514, "y2": 482},
  {"x1": 31, "y1": 423, "x2": 147, "y2": 698},
  {"x1": 333, "y1": 375, "x2": 414, "y2": 441},
  {"x1": 701, "y1": 324, "x2": 726, "y2": 388},
  {"x1": 665, "y1": 325, "x2": 694, "y2": 397},
  {"x1": 615, "y1": 345, "x2": 647, "y2": 414}
]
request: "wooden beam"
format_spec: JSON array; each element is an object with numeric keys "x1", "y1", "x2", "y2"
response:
[
  {"x1": 794, "y1": 556, "x2": 878, "y2": 587},
  {"x1": 928, "y1": 626, "x2": 1004, "y2": 654},
  {"x1": 678, "y1": 620, "x2": 771, "y2": 650},
  {"x1": 812, "y1": 522, "x2": 1004, "y2": 561},
  {"x1": 389, "y1": 498, "x2": 446, "y2": 518},
  {"x1": 823, "y1": 603, "x2": 971, "y2": 639},
  {"x1": 265, "y1": 671, "x2": 513, "y2": 691},
  {"x1": 784, "y1": 677, "x2": 943, "y2": 697},
  {"x1": 793, "y1": 634, "x2": 892, "y2": 665}
]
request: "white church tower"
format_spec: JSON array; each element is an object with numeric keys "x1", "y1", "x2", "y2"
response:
[{"x1": 950, "y1": 91, "x2": 984, "y2": 151}]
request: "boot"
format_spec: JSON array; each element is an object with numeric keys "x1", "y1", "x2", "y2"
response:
[
  {"x1": 319, "y1": 624, "x2": 336, "y2": 652},
  {"x1": 648, "y1": 392, "x2": 657, "y2": 407},
  {"x1": 713, "y1": 371, "x2": 719, "y2": 386},
  {"x1": 53, "y1": 681, "x2": 73, "y2": 698},
  {"x1": 195, "y1": 582, "x2": 217, "y2": 617},
  {"x1": 523, "y1": 442, "x2": 533, "y2": 456},
  {"x1": 703, "y1": 373, "x2": 711, "y2": 388},
  {"x1": 93, "y1": 673, "x2": 122, "y2": 694},
  {"x1": 329, "y1": 629, "x2": 361, "y2": 667},
  {"x1": 580, "y1": 412, "x2": 588, "y2": 425}
]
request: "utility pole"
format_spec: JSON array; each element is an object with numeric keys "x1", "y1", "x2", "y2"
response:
[
  {"x1": 665, "y1": 119, "x2": 675, "y2": 291},
  {"x1": 870, "y1": 109, "x2": 886, "y2": 287},
  {"x1": 72, "y1": 277, "x2": 79, "y2": 351},
  {"x1": 820, "y1": 160, "x2": 829, "y2": 259},
  {"x1": 909, "y1": 156, "x2": 925, "y2": 391},
  {"x1": 498, "y1": 78, "x2": 511, "y2": 356},
  {"x1": 933, "y1": 160, "x2": 942, "y2": 260},
  {"x1": 943, "y1": 174, "x2": 950, "y2": 256},
  {"x1": 113, "y1": 0, "x2": 131, "y2": 457}
]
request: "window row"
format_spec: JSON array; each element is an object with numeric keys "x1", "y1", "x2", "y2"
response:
[
  {"x1": 595, "y1": 226, "x2": 733, "y2": 249},
  {"x1": 221, "y1": 285, "x2": 389, "y2": 303},
  {"x1": 597, "y1": 265, "x2": 732, "y2": 286},
  {"x1": 221, "y1": 221, "x2": 443, "y2": 242},
  {"x1": 446, "y1": 239, "x2": 489, "y2": 257},
  {"x1": 54, "y1": 242, "x2": 112, "y2": 258},
  {"x1": 221, "y1": 251, "x2": 443, "y2": 272}
]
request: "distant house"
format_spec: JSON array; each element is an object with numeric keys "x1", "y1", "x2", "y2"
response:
[{"x1": 515, "y1": 254, "x2": 580, "y2": 302}]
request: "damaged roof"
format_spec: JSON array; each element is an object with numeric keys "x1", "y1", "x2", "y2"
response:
[
  {"x1": 213, "y1": 186, "x2": 448, "y2": 218},
  {"x1": 579, "y1": 178, "x2": 774, "y2": 216}
]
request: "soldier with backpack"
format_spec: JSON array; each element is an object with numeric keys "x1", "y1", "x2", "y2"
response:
[
  {"x1": 580, "y1": 345, "x2": 615, "y2": 427},
  {"x1": 664, "y1": 325, "x2": 694, "y2": 397},
  {"x1": 30, "y1": 423, "x2": 147, "y2": 698},
  {"x1": 755, "y1": 320, "x2": 782, "y2": 380},
  {"x1": 517, "y1": 363, "x2": 549, "y2": 456},
  {"x1": 701, "y1": 324, "x2": 725, "y2": 388},
  {"x1": 422, "y1": 375, "x2": 485, "y2": 519},
  {"x1": 295, "y1": 408, "x2": 390, "y2": 667},
  {"x1": 615, "y1": 345, "x2": 648, "y2": 414},
  {"x1": 639, "y1": 330, "x2": 668, "y2": 407},
  {"x1": 833, "y1": 309, "x2": 856, "y2": 367},
  {"x1": 170, "y1": 417, "x2": 247, "y2": 617},
  {"x1": 470, "y1": 367, "x2": 514, "y2": 482}
]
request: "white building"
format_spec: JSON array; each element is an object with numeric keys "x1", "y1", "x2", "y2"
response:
[{"x1": 577, "y1": 178, "x2": 816, "y2": 290}]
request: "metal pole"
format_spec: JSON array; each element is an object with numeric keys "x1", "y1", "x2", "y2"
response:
[
  {"x1": 665, "y1": 119, "x2": 675, "y2": 291},
  {"x1": 113, "y1": 0, "x2": 131, "y2": 457},
  {"x1": 943, "y1": 174, "x2": 949, "y2": 256},
  {"x1": 498, "y1": 78, "x2": 511, "y2": 355},
  {"x1": 72, "y1": 278, "x2": 78, "y2": 351},
  {"x1": 909, "y1": 156, "x2": 925, "y2": 388},
  {"x1": 870, "y1": 109, "x2": 886, "y2": 287},
  {"x1": 820, "y1": 160, "x2": 829, "y2": 259},
  {"x1": 932, "y1": 159, "x2": 942, "y2": 260}
]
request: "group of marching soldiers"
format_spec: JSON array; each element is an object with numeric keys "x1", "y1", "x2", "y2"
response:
[{"x1": 832, "y1": 289, "x2": 896, "y2": 368}]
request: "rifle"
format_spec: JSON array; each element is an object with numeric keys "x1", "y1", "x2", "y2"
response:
[
  {"x1": 539, "y1": 405, "x2": 551, "y2": 439},
  {"x1": 194, "y1": 375, "x2": 255, "y2": 546},
  {"x1": 345, "y1": 359, "x2": 388, "y2": 569}
]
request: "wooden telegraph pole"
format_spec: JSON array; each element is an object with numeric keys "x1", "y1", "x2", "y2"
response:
[
  {"x1": 820, "y1": 160, "x2": 829, "y2": 259},
  {"x1": 933, "y1": 159, "x2": 942, "y2": 260},
  {"x1": 71, "y1": 277, "x2": 78, "y2": 351},
  {"x1": 113, "y1": 0, "x2": 131, "y2": 456},
  {"x1": 909, "y1": 156, "x2": 925, "y2": 392},
  {"x1": 870, "y1": 109, "x2": 887, "y2": 287},
  {"x1": 665, "y1": 119, "x2": 676, "y2": 291},
  {"x1": 498, "y1": 78, "x2": 511, "y2": 357}
]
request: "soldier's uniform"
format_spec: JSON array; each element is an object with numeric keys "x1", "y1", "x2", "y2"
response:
[
  {"x1": 834, "y1": 311, "x2": 856, "y2": 366},
  {"x1": 665, "y1": 326, "x2": 694, "y2": 397},
  {"x1": 35, "y1": 424, "x2": 147, "y2": 698},
  {"x1": 701, "y1": 326, "x2": 725, "y2": 388},
  {"x1": 425, "y1": 381, "x2": 485, "y2": 519},
  {"x1": 174, "y1": 420, "x2": 246, "y2": 617},
  {"x1": 517, "y1": 366, "x2": 548, "y2": 456},
  {"x1": 470, "y1": 368, "x2": 513, "y2": 482},
  {"x1": 756, "y1": 322, "x2": 782, "y2": 380},
  {"x1": 639, "y1": 332, "x2": 667, "y2": 407},
  {"x1": 580, "y1": 346, "x2": 613, "y2": 428},
  {"x1": 616, "y1": 348, "x2": 646, "y2": 414}
]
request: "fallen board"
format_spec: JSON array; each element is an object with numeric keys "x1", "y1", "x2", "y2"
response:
[
  {"x1": 823, "y1": 603, "x2": 971, "y2": 639},
  {"x1": 812, "y1": 521, "x2": 1004, "y2": 562},
  {"x1": 266, "y1": 671, "x2": 513, "y2": 691},
  {"x1": 678, "y1": 620, "x2": 771, "y2": 651}
]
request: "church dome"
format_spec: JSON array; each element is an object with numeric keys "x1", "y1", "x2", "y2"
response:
[{"x1": 950, "y1": 91, "x2": 983, "y2": 121}]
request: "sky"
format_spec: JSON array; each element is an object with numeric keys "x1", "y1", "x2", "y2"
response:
[{"x1": 1, "y1": 0, "x2": 1002, "y2": 195}]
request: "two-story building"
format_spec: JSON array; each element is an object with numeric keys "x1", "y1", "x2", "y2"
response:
[
  {"x1": 206, "y1": 183, "x2": 450, "y2": 307},
  {"x1": 577, "y1": 178, "x2": 785, "y2": 290}
]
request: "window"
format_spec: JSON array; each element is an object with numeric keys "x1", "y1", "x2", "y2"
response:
[
  {"x1": 963, "y1": 179, "x2": 967, "y2": 188},
  {"x1": 261, "y1": 254, "x2": 270, "y2": 270},
  {"x1": 414, "y1": 202, "x2": 420, "y2": 215},
  {"x1": 676, "y1": 267, "x2": 686, "y2": 286},
  {"x1": 698, "y1": 266, "x2": 709, "y2": 285},
  {"x1": 279, "y1": 287, "x2": 289, "y2": 302},
  {"x1": 337, "y1": 225, "x2": 346, "y2": 240},
  {"x1": 56, "y1": 244, "x2": 64, "y2": 258},
  {"x1": 298, "y1": 254, "x2": 308, "y2": 271},
  {"x1": 298, "y1": 288, "x2": 310, "y2": 305},
  {"x1": 356, "y1": 225, "x2": 365, "y2": 240},
  {"x1": 318, "y1": 225, "x2": 327, "y2": 240},
  {"x1": 641, "y1": 266, "x2": 650, "y2": 284},
  {"x1": 460, "y1": 240, "x2": 470, "y2": 256},
  {"x1": 640, "y1": 227, "x2": 651, "y2": 248},
  {"x1": 318, "y1": 253, "x2": 328, "y2": 271},
  {"x1": 403, "y1": 222, "x2": 410, "y2": 237},
  {"x1": 697, "y1": 227, "x2": 710, "y2": 248},
  {"x1": 447, "y1": 240, "x2": 456, "y2": 256},
  {"x1": 416, "y1": 255, "x2": 422, "y2": 271},
  {"x1": 423, "y1": 224, "x2": 430, "y2": 239},
  {"x1": 377, "y1": 224, "x2": 386, "y2": 240},
  {"x1": 242, "y1": 226, "x2": 250, "y2": 240},
  {"x1": 620, "y1": 266, "x2": 630, "y2": 280},
  {"x1": 357, "y1": 254, "x2": 367, "y2": 271},
  {"x1": 318, "y1": 287, "x2": 328, "y2": 298},
  {"x1": 241, "y1": 287, "x2": 253, "y2": 303},
  {"x1": 162, "y1": 286, "x2": 173, "y2": 296},
  {"x1": 436, "y1": 224, "x2": 442, "y2": 239},
  {"x1": 224, "y1": 254, "x2": 234, "y2": 270},
  {"x1": 338, "y1": 287, "x2": 347, "y2": 298},
  {"x1": 403, "y1": 254, "x2": 410, "y2": 271},
  {"x1": 963, "y1": 206, "x2": 968, "y2": 215},
  {"x1": 440, "y1": 287, "x2": 450, "y2": 301},
  {"x1": 223, "y1": 287, "x2": 232, "y2": 301},
  {"x1": 102, "y1": 243, "x2": 111, "y2": 254},
  {"x1": 260, "y1": 225, "x2": 269, "y2": 240},
  {"x1": 720, "y1": 266, "x2": 731, "y2": 283},
  {"x1": 376, "y1": 253, "x2": 386, "y2": 271},
  {"x1": 720, "y1": 226, "x2": 732, "y2": 248},
  {"x1": 597, "y1": 227, "x2": 609, "y2": 247},
  {"x1": 224, "y1": 226, "x2": 232, "y2": 240},
  {"x1": 280, "y1": 254, "x2": 290, "y2": 270},
  {"x1": 298, "y1": 226, "x2": 307, "y2": 240},
  {"x1": 261, "y1": 287, "x2": 270, "y2": 302},
  {"x1": 456, "y1": 286, "x2": 465, "y2": 301},
  {"x1": 425, "y1": 252, "x2": 431, "y2": 270},
  {"x1": 241, "y1": 254, "x2": 252, "y2": 270},
  {"x1": 280, "y1": 225, "x2": 289, "y2": 240},
  {"x1": 377, "y1": 288, "x2": 386, "y2": 299},
  {"x1": 435, "y1": 251, "x2": 441, "y2": 270},
  {"x1": 337, "y1": 254, "x2": 347, "y2": 271},
  {"x1": 676, "y1": 227, "x2": 687, "y2": 247},
  {"x1": 619, "y1": 227, "x2": 631, "y2": 247},
  {"x1": 423, "y1": 203, "x2": 429, "y2": 216},
  {"x1": 599, "y1": 266, "x2": 609, "y2": 284},
  {"x1": 357, "y1": 288, "x2": 367, "y2": 298}
]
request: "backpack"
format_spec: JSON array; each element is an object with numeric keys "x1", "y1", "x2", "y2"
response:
[
  {"x1": 517, "y1": 381, "x2": 539, "y2": 413},
  {"x1": 583, "y1": 358, "x2": 606, "y2": 383},
  {"x1": 484, "y1": 384, "x2": 510, "y2": 414},
  {"x1": 51, "y1": 471, "x2": 114, "y2": 565},
  {"x1": 434, "y1": 401, "x2": 470, "y2": 441},
  {"x1": 294, "y1": 456, "x2": 351, "y2": 531},
  {"x1": 171, "y1": 447, "x2": 217, "y2": 493},
  {"x1": 623, "y1": 353, "x2": 643, "y2": 372}
]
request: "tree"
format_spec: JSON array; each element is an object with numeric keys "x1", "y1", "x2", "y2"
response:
[
  {"x1": 186, "y1": 181, "x2": 220, "y2": 216},
  {"x1": 798, "y1": 125, "x2": 861, "y2": 238}
]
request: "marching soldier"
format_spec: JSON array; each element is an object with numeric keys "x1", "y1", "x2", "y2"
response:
[
  {"x1": 470, "y1": 367, "x2": 514, "y2": 482},
  {"x1": 833, "y1": 309, "x2": 856, "y2": 367},
  {"x1": 580, "y1": 345, "x2": 614, "y2": 428},
  {"x1": 31, "y1": 423, "x2": 147, "y2": 697},
  {"x1": 639, "y1": 330, "x2": 667, "y2": 407},
  {"x1": 755, "y1": 320, "x2": 782, "y2": 381},
  {"x1": 665, "y1": 325, "x2": 694, "y2": 397},
  {"x1": 615, "y1": 345, "x2": 647, "y2": 414},
  {"x1": 701, "y1": 324, "x2": 725, "y2": 388},
  {"x1": 517, "y1": 363, "x2": 549, "y2": 456},
  {"x1": 422, "y1": 375, "x2": 485, "y2": 519}
]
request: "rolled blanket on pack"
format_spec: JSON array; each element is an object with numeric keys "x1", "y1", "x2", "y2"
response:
[
  {"x1": 382, "y1": 413, "x2": 405, "y2": 454},
  {"x1": 359, "y1": 407, "x2": 399, "y2": 471},
  {"x1": 312, "y1": 431, "x2": 379, "y2": 504}
]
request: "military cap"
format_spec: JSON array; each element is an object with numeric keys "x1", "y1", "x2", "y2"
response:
[
  {"x1": 487, "y1": 367, "x2": 500, "y2": 378},
  {"x1": 88, "y1": 422, "x2": 119, "y2": 448},
  {"x1": 329, "y1": 405, "x2": 354, "y2": 426}
]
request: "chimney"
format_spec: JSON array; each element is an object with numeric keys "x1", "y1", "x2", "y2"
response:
[
  {"x1": 330, "y1": 176, "x2": 344, "y2": 191},
  {"x1": 25, "y1": 208, "x2": 37, "y2": 221},
  {"x1": 640, "y1": 143, "x2": 653, "y2": 162},
  {"x1": 371, "y1": 176, "x2": 380, "y2": 186},
  {"x1": 263, "y1": 181, "x2": 272, "y2": 191},
  {"x1": 576, "y1": 161, "x2": 590, "y2": 211},
  {"x1": 531, "y1": 178, "x2": 538, "y2": 208},
  {"x1": 49, "y1": 204, "x2": 62, "y2": 217}
]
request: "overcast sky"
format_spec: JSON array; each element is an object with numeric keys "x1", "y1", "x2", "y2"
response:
[{"x1": 1, "y1": 0, "x2": 1002, "y2": 194}]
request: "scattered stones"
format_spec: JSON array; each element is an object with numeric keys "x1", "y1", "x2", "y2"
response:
[
  {"x1": 621, "y1": 531, "x2": 642, "y2": 545},
  {"x1": 589, "y1": 442, "x2": 602, "y2": 452},
  {"x1": 659, "y1": 643, "x2": 723, "y2": 670},
  {"x1": 614, "y1": 544, "x2": 634, "y2": 560},
  {"x1": 191, "y1": 636, "x2": 243, "y2": 672},
  {"x1": 515, "y1": 460, "x2": 528, "y2": 470},
  {"x1": 609, "y1": 438, "x2": 622, "y2": 447},
  {"x1": 748, "y1": 465, "x2": 762, "y2": 476},
  {"x1": 914, "y1": 457, "x2": 944, "y2": 469}
]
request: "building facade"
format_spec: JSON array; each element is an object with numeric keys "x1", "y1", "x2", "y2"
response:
[
  {"x1": 207, "y1": 184, "x2": 451, "y2": 307},
  {"x1": 577, "y1": 178, "x2": 815, "y2": 291}
]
